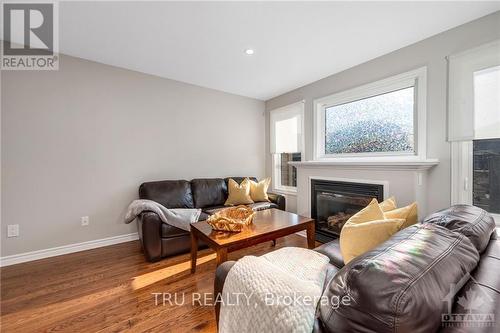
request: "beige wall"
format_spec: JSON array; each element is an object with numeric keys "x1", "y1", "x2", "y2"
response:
[
  {"x1": 1, "y1": 55, "x2": 265, "y2": 256},
  {"x1": 266, "y1": 12, "x2": 500, "y2": 215}
]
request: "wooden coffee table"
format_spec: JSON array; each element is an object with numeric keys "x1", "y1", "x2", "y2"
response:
[{"x1": 190, "y1": 208, "x2": 315, "y2": 273}]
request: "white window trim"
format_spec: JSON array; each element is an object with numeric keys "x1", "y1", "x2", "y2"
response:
[
  {"x1": 451, "y1": 141, "x2": 500, "y2": 225},
  {"x1": 313, "y1": 67, "x2": 427, "y2": 161},
  {"x1": 270, "y1": 101, "x2": 305, "y2": 194}
]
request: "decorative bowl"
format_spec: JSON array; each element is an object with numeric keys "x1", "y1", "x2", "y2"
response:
[{"x1": 206, "y1": 205, "x2": 255, "y2": 232}]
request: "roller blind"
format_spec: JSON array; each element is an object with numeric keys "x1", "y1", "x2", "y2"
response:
[
  {"x1": 448, "y1": 40, "x2": 500, "y2": 141},
  {"x1": 270, "y1": 101, "x2": 304, "y2": 154},
  {"x1": 474, "y1": 66, "x2": 500, "y2": 139}
]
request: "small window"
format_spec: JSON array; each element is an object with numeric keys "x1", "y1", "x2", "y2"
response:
[
  {"x1": 279, "y1": 152, "x2": 301, "y2": 187},
  {"x1": 270, "y1": 101, "x2": 304, "y2": 192},
  {"x1": 314, "y1": 67, "x2": 426, "y2": 160}
]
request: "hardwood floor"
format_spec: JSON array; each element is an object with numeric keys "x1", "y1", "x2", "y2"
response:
[{"x1": 0, "y1": 234, "x2": 310, "y2": 332}]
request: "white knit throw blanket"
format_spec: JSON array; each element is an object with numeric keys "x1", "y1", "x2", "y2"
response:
[{"x1": 219, "y1": 247, "x2": 330, "y2": 333}]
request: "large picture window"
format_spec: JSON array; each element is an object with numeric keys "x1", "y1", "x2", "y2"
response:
[
  {"x1": 314, "y1": 67, "x2": 426, "y2": 160},
  {"x1": 325, "y1": 87, "x2": 415, "y2": 154}
]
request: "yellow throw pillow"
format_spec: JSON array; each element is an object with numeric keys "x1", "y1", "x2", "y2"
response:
[
  {"x1": 225, "y1": 178, "x2": 254, "y2": 206},
  {"x1": 340, "y1": 218, "x2": 405, "y2": 264},
  {"x1": 250, "y1": 178, "x2": 271, "y2": 202},
  {"x1": 379, "y1": 196, "x2": 397, "y2": 212},
  {"x1": 384, "y1": 202, "x2": 418, "y2": 229},
  {"x1": 346, "y1": 198, "x2": 384, "y2": 224}
]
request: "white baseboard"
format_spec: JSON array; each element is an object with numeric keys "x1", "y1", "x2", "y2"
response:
[{"x1": 0, "y1": 232, "x2": 139, "y2": 267}]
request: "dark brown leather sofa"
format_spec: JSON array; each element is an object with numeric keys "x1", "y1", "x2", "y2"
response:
[
  {"x1": 137, "y1": 177, "x2": 285, "y2": 262},
  {"x1": 215, "y1": 205, "x2": 499, "y2": 333}
]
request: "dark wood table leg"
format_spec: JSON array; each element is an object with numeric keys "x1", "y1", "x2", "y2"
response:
[
  {"x1": 215, "y1": 247, "x2": 228, "y2": 267},
  {"x1": 190, "y1": 230, "x2": 198, "y2": 273},
  {"x1": 306, "y1": 222, "x2": 315, "y2": 249}
]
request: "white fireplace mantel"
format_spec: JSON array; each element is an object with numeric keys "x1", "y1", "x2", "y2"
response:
[
  {"x1": 290, "y1": 158, "x2": 439, "y2": 221},
  {"x1": 289, "y1": 159, "x2": 439, "y2": 171}
]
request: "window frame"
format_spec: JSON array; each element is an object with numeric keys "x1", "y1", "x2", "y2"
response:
[
  {"x1": 313, "y1": 67, "x2": 427, "y2": 161},
  {"x1": 272, "y1": 153, "x2": 301, "y2": 194},
  {"x1": 270, "y1": 101, "x2": 305, "y2": 195}
]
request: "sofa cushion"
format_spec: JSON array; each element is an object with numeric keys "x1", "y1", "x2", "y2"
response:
[
  {"x1": 204, "y1": 202, "x2": 278, "y2": 215},
  {"x1": 203, "y1": 205, "x2": 227, "y2": 215},
  {"x1": 198, "y1": 211, "x2": 210, "y2": 221},
  {"x1": 319, "y1": 223, "x2": 479, "y2": 333},
  {"x1": 225, "y1": 178, "x2": 254, "y2": 206},
  {"x1": 423, "y1": 204, "x2": 496, "y2": 253},
  {"x1": 384, "y1": 202, "x2": 418, "y2": 229},
  {"x1": 191, "y1": 178, "x2": 227, "y2": 208},
  {"x1": 224, "y1": 177, "x2": 257, "y2": 187},
  {"x1": 249, "y1": 178, "x2": 271, "y2": 202},
  {"x1": 248, "y1": 202, "x2": 278, "y2": 211},
  {"x1": 161, "y1": 223, "x2": 190, "y2": 238},
  {"x1": 346, "y1": 198, "x2": 385, "y2": 224},
  {"x1": 339, "y1": 218, "x2": 405, "y2": 264},
  {"x1": 315, "y1": 239, "x2": 344, "y2": 269},
  {"x1": 160, "y1": 212, "x2": 208, "y2": 238},
  {"x1": 139, "y1": 180, "x2": 194, "y2": 208},
  {"x1": 379, "y1": 196, "x2": 397, "y2": 212},
  {"x1": 441, "y1": 236, "x2": 500, "y2": 333}
]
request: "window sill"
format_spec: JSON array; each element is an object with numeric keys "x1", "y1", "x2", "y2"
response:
[
  {"x1": 271, "y1": 188, "x2": 298, "y2": 196},
  {"x1": 289, "y1": 158, "x2": 439, "y2": 171}
]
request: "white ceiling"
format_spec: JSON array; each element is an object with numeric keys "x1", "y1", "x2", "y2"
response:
[{"x1": 59, "y1": 2, "x2": 500, "y2": 100}]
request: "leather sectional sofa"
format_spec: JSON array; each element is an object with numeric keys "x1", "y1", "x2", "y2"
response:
[
  {"x1": 137, "y1": 177, "x2": 286, "y2": 262},
  {"x1": 215, "y1": 205, "x2": 499, "y2": 333}
]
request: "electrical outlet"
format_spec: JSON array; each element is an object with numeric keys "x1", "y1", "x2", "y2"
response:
[
  {"x1": 81, "y1": 216, "x2": 89, "y2": 226},
  {"x1": 7, "y1": 224, "x2": 19, "y2": 238}
]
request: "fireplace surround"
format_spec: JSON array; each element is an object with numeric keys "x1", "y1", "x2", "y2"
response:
[{"x1": 311, "y1": 179, "x2": 384, "y2": 243}]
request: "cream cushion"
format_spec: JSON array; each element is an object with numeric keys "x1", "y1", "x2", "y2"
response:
[
  {"x1": 340, "y1": 218, "x2": 405, "y2": 264},
  {"x1": 379, "y1": 196, "x2": 397, "y2": 212},
  {"x1": 384, "y1": 202, "x2": 418, "y2": 229},
  {"x1": 249, "y1": 178, "x2": 271, "y2": 202},
  {"x1": 225, "y1": 178, "x2": 254, "y2": 206}
]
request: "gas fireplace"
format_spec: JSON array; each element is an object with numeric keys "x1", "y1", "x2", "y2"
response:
[{"x1": 311, "y1": 179, "x2": 384, "y2": 243}]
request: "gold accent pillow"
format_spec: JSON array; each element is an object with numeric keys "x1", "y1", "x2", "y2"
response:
[
  {"x1": 224, "y1": 178, "x2": 254, "y2": 206},
  {"x1": 379, "y1": 196, "x2": 397, "y2": 212},
  {"x1": 346, "y1": 198, "x2": 385, "y2": 224},
  {"x1": 384, "y1": 202, "x2": 418, "y2": 229},
  {"x1": 340, "y1": 218, "x2": 405, "y2": 264},
  {"x1": 250, "y1": 178, "x2": 271, "y2": 202}
]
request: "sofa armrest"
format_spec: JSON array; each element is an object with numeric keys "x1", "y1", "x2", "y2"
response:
[
  {"x1": 267, "y1": 192, "x2": 286, "y2": 211},
  {"x1": 214, "y1": 261, "x2": 236, "y2": 324},
  {"x1": 139, "y1": 211, "x2": 163, "y2": 262}
]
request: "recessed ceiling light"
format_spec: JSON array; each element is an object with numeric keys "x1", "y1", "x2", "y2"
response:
[{"x1": 244, "y1": 49, "x2": 254, "y2": 55}]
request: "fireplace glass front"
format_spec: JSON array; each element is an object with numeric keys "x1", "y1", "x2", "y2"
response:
[{"x1": 311, "y1": 179, "x2": 384, "y2": 243}]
